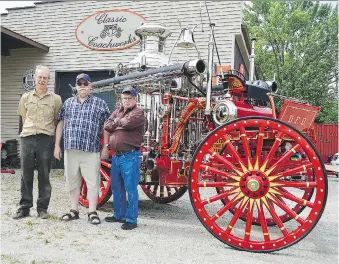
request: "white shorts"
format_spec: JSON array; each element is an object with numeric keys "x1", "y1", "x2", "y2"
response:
[{"x1": 64, "y1": 149, "x2": 100, "y2": 192}]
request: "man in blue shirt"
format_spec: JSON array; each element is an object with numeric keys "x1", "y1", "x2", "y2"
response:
[{"x1": 54, "y1": 73, "x2": 110, "y2": 225}]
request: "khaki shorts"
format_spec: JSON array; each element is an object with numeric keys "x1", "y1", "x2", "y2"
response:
[{"x1": 64, "y1": 149, "x2": 100, "y2": 192}]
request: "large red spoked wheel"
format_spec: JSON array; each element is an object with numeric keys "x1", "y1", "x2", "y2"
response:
[
  {"x1": 216, "y1": 153, "x2": 315, "y2": 226},
  {"x1": 79, "y1": 160, "x2": 112, "y2": 208},
  {"x1": 141, "y1": 184, "x2": 187, "y2": 204},
  {"x1": 189, "y1": 117, "x2": 327, "y2": 252}
]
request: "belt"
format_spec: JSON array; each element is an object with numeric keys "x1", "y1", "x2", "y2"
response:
[{"x1": 115, "y1": 148, "x2": 140, "y2": 156}]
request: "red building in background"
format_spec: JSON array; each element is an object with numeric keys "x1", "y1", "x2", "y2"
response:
[{"x1": 314, "y1": 124, "x2": 338, "y2": 162}]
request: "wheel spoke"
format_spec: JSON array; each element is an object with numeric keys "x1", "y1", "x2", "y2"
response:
[
  {"x1": 201, "y1": 187, "x2": 239, "y2": 205},
  {"x1": 262, "y1": 197, "x2": 289, "y2": 236},
  {"x1": 255, "y1": 127, "x2": 265, "y2": 163},
  {"x1": 80, "y1": 179, "x2": 87, "y2": 198},
  {"x1": 152, "y1": 184, "x2": 158, "y2": 196},
  {"x1": 206, "y1": 148, "x2": 245, "y2": 176},
  {"x1": 99, "y1": 181, "x2": 105, "y2": 192},
  {"x1": 265, "y1": 144, "x2": 301, "y2": 176},
  {"x1": 79, "y1": 166, "x2": 112, "y2": 208},
  {"x1": 199, "y1": 172, "x2": 238, "y2": 182},
  {"x1": 269, "y1": 162, "x2": 313, "y2": 181},
  {"x1": 244, "y1": 198, "x2": 255, "y2": 241},
  {"x1": 259, "y1": 131, "x2": 284, "y2": 172},
  {"x1": 160, "y1": 185, "x2": 164, "y2": 198},
  {"x1": 100, "y1": 160, "x2": 111, "y2": 168},
  {"x1": 266, "y1": 193, "x2": 306, "y2": 225},
  {"x1": 210, "y1": 191, "x2": 243, "y2": 221},
  {"x1": 225, "y1": 197, "x2": 249, "y2": 235},
  {"x1": 270, "y1": 181, "x2": 317, "y2": 188},
  {"x1": 100, "y1": 167, "x2": 110, "y2": 181},
  {"x1": 142, "y1": 184, "x2": 188, "y2": 204},
  {"x1": 197, "y1": 181, "x2": 239, "y2": 188},
  {"x1": 256, "y1": 199, "x2": 270, "y2": 242},
  {"x1": 272, "y1": 187, "x2": 314, "y2": 208},
  {"x1": 220, "y1": 134, "x2": 252, "y2": 172},
  {"x1": 199, "y1": 162, "x2": 241, "y2": 180},
  {"x1": 239, "y1": 127, "x2": 252, "y2": 165},
  {"x1": 166, "y1": 187, "x2": 172, "y2": 197}
]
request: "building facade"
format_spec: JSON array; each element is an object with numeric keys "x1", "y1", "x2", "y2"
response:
[{"x1": 1, "y1": 1, "x2": 250, "y2": 145}]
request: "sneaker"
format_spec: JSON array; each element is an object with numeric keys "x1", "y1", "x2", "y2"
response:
[
  {"x1": 37, "y1": 210, "x2": 49, "y2": 219},
  {"x1": 13, "y1": 208, "x2": 30, "y2": 220},
  {"x1": 104, "y1": 216, "x2": 126, "y2": 223},
  {"x1": 121, "y1": 222, "x2": 137, "y2": 230}
]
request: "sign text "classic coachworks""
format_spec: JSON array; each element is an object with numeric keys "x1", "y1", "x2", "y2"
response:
[{"x1": 76, "y1": 10, "x2": 146, "y2": 51}]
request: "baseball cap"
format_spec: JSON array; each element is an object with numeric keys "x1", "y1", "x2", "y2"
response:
[
  {"x1": 122, "y1": 87, "x2": 137, "y2": 96},
  {"x1": 76, "y1": 73, "x2": 91, "y2": 82}
]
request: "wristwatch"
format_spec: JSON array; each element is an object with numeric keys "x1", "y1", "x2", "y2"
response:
[{"x1": 103, "y1": 143, "x2": 109, "y2": 147}]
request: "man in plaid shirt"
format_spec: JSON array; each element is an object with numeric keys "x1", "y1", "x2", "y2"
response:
[{"x1": 54, "y1": 73, "x2": 110, "y2": 225}]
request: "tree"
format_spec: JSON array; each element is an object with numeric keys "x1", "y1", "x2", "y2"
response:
[{"x1": 244, "y1": 0, "x2": 338, "y2": 123}]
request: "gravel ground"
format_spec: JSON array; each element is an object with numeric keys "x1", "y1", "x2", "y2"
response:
[{"x1": 1, "y1": 170, "x2": 338, "y2": 264}]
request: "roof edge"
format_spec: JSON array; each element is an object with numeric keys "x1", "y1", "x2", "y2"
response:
[{"x1": 1, "y1": 26, "x2": 49, "y2": 52}]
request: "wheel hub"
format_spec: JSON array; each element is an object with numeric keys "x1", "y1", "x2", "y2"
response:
[
  {"x1": 247, "y1": 179, "x2": 260, "y2": 192},
  {"x1": 240, "y1": 171, "x2": 270, "y2": 199}
]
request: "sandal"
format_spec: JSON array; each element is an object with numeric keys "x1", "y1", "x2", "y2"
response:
[
  {"x1": 88, "y1": 211, "x2": 101, "y2": 225},
  {"x1": 60, "y1": 209, "x2": 79, "y2": 221}
]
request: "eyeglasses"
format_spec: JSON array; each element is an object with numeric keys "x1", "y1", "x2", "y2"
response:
[
  {"x1": 77, "y1": 82, "x2": 89, "y2": 87},
  {"x1": 121, "y1": 97, "x2": 135, "y2": 101}
]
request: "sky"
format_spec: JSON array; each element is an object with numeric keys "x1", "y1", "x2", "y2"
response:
[
  {"x1": 0, "y1": 0, "x2": 337, "y2": 14},
  {"x1": 0, "y1": 1, "x2": 38, "y2": 14}
]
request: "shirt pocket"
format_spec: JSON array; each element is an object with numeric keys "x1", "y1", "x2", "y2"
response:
[
  {"x1": 41, "y1": 102, "x2": 55, "y2": 120},
  {"x1": 25, "y1": 101, "x2": 38, "y2": 120}
]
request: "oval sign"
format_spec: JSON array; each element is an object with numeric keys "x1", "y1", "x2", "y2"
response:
[{"x1": 76, "y1": 9, "x2": 146, "y2": 51}]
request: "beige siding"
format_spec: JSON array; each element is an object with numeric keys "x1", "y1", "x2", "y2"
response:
[{"x1": 1, "y1": 1, "x2": 242, "y2": 142}]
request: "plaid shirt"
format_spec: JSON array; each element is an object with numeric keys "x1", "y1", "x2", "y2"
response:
[{"x1": 58, "y1": 94, "x2": 110, "y2": 152}]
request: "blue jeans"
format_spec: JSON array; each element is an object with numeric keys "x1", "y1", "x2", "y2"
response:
[{"x1": 111, "y1": 150, "x2": 141, "y2": 224}]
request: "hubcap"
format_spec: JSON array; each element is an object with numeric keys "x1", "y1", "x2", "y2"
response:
[
  {"x1": 247, "y1": 179, "x2": 260, "y2": 191},
  {"x1": 240, "y1": 171, "x2": 270, "y2": 198}
]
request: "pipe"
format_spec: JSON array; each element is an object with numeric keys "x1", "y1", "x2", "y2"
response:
[
  {"x1": 249, "y1": 37, "x2": 256, "y2": 82},
  {"x1": 91, "y1": 59, "x2": 206, "y2": 88},
  {"x1": 205, "y1": 23, "x2": 215, "y2": 115}
]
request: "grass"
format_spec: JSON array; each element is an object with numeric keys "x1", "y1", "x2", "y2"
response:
[
  {"x1": 1, "y1": 254, "x2": 22, "y2": 264},
  {"x1": 48, "y1": 214, "x2": 59, "y2": 221},
  {"x1": 51, "y1": 169, "x2": 65, "y2": 179},
  {"x1": 3, "y1": 209, "x2": 11, "y2": 217},
  {"x1": 26, "y1": 220, "x2": 33, "y2": 230},
  {"x1": 54, "y1": 233, "x2": 65, "y2": 239}
]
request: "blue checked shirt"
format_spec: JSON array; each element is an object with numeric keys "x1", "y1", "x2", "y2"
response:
[{"x1": 57, "y1": 94, "x2": 110, "y2": 152}]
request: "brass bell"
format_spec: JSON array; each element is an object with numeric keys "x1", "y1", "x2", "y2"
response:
[{"x1": 177, "y1": 28, "x2": 196, "y2": 48}]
